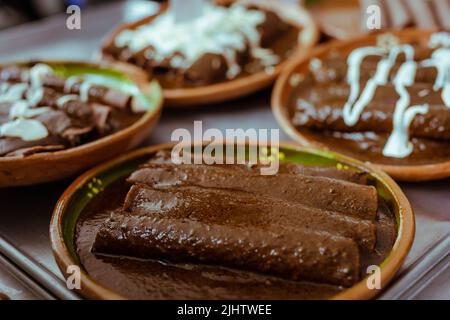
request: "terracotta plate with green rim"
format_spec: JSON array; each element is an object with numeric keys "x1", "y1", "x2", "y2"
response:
[
  {"x1": 98, "y1": 0, "x2": 319, "y2": 108},
  {"x1": 0, "y1": 60, "x2": 163, "y2": 187},
  {"x1": 50, "y1": 142, "x2": 414, "y2": 300},
  {"x1": 308, "y1": 0, "x2": 363, "y2": 40},
  {"x1": 272, "y1": 29, "x2": 450, "y2": 181}
]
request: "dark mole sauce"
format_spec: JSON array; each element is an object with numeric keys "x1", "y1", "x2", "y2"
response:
[{"x1": 75, "y1": 174, "x2": 397, "y2": 300}]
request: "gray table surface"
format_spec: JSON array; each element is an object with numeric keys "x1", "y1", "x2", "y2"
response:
[{"x1": 0, "y1": 1, "x2": 448, "y2": 300}]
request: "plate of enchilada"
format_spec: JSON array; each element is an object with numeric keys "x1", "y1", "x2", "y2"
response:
[
  {"x1": 272, "y1": 30, "x2": 450, "y2": 181},
  {"x1": 0, "y1": 60, "x2": 162, "y2": 187},
  {"x1": 50, "y1": 142, "x2": 414, "y2": 300}
]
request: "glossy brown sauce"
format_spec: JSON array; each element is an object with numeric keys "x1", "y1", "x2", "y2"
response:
[{"x1": 75, "y1": 170, "x2": 397, "y2": 300}]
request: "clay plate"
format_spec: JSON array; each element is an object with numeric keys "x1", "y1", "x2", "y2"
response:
[
  {"x1": 98, "y1": 0, "x2": 319, "y2": 108},
  {"x1": 272, "y1": 29, "x2": 450, "y2": 181},
  {"x1": 0, "y1": 60, "x2": 163, "y2": 187},
  {"x1": 50, "y1": 142, "x2": 414, "y2": 300}
]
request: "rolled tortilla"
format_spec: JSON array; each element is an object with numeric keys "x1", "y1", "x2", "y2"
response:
[
  {"x1": 292, "y1": 84, "x2": 450, "y2": 140},
  {"x1": 312, "y1": 56, "x2": 439, "y2": 85},
  {"x1": 0, "y1": 102, "x2": 94, "y2": 152},
  {"x1": 123, "y1": 185, "x2": 377, "y2": 250},
  {"x1": 277, "y1": 162, "x2": 369, "y2": 184},
  {"x1": 92, "y1": 213, "x2": 361, "y2": 286},
  {"x1": 29, "y1": 85, "x2": 111, "y2": 133},
  {"x1": 0, "y1": 136, "x2": 65, "y2": 157},
  {"x1": 128, "y1": 163, "x2": 378, "y2": 220}
]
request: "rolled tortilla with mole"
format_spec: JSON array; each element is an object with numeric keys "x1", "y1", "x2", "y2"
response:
[
  {"x1": 0, "y1": 105, "x2": 94, "y2": 156},
  {"x1": 0, "y1": 66, "x2": 131, "y2": 109},
  {"x1": 274, "y1": 162, "x2": 369, "y2": 184},
  {"x1": 123, "y1": 185, "x2": 377, "y2": 250},
  {"x1": 147, "y1": 150, "x2": 369, "y2": 184},
  {"x1": 299, "y1": 82, "x2": 443, "y2": 106},
  {"x1": 128, "y1": 163, "x2": 378, "y2": 220},
  {"x1": 23, "y1": 85, "x2": 112, "y2": 133},
  {"x1": 226, "y1": 161, "x2": 369, "y2": 184},
  {"x1": 292, "y1": 91, "x2": 450, "y2": 141},
  {"x1": 313, "y1": 56, "x2": 439, "y2": 85},
  {"x1": 92, "y1": 213, "x2": 361, "y2": 286}
]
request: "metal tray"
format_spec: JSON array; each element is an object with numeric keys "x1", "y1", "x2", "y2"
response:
[{"x1": 0, "y1": 1, "x2": 448, "y2": 300}]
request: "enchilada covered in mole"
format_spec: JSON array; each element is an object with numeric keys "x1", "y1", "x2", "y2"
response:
[
  {"x1": 287, "y1": 32, "x2": 450, "y2": 165},
  {"x1": 102, "y1": 0, "x2": 301, "y2": 88},
  {"x1": 0, "y1": 63, "x2": 145, "y2": 157},
  {"x1": 76, "y1": 150, "x2": 397, "y2": 299}
]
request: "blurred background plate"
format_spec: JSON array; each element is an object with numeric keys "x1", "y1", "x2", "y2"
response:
[{"x1": 0, "y1": 1, "x2": 448, "y2": 300}]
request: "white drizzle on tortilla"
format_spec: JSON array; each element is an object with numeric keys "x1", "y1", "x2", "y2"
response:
[
  {"x1": 114, "y1": 2, "x2": 281, "y2": 80},
  {"x1": 342, "y1": 32, "x2": 450, "y2": 158}
]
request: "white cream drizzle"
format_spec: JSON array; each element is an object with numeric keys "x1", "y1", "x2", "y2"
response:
[
  {"x1": 56, "y1": 94, "x2": 79, "y2": 108},
  {"x1": 443, "y1": 85, "x2": 450, "y2": 107},
  {"x1": 429, "y1": 32, "x2": 450, "y2": 48},
  {"x1": 9, "y1": 100, "x2": 51, "y2": 119},
  {"x1": 0, "y1": 62, "x2": 141, "y2": 143},
  {"x1": 345, "y1": 45, "x2": 414, "y2": 127},
  {"x1": 64, "y1": 76, "x2": 80, "y2": 93},
  {"x1": 0, "y1": 83, "x2": 28, "y2": 103},
  {"x1": 78, "y1": 81, "x2": 93, "y2": 103},
  {"x1": 0, "y1": 83, "x2": 8, "y2": 94},
  {"x1": 341, "y1": 32, "x2": 450, "y2": 158},
  {"x1": 421, "y1": 48, "x2": 450, "y2": 108},
  {"x1": 114, "y1": 2, "x2": 275, "y2": 79},
  {"x1": 25, "y1": 87, "x2": 44, "y2": 107},
  {"x1": 0, "y1": 119, "x2": 48, "y2": 141},
  {"x1": 343, "y1": 47, "x2": 386, "y2": 125},
  {"x1": 29, "y1": 63, "x2": 54, "y2": 88}
]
